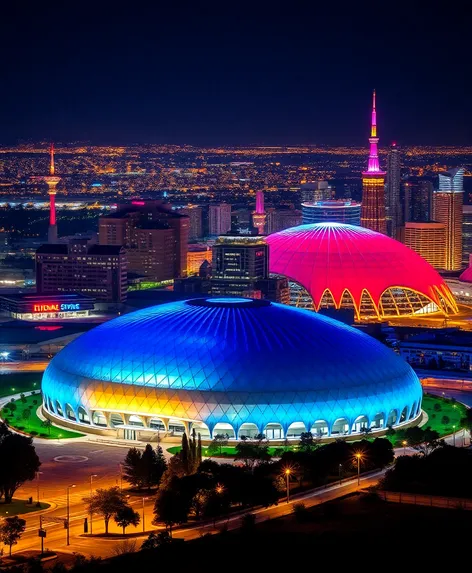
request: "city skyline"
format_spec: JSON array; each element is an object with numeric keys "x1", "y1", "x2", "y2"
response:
[{"x1": 0, "y1": 3, "x2": 470, "y2": 146}]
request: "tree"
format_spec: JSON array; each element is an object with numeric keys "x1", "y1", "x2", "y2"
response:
[
  {"x1": 114, "y1": 505, "x2": 140, "y2": 534},
  {"x1": 141, "y1": 530, "x2": 171, "y2": 550},
  {"x1": 460, "y1": 408, "x2": 472, "y2": 433},
  {"x1": 299, "y1": 432, "x2": 317, "y2": 451},
  {"x1": 141, "y1": 444, "x2": 158, "y2": 491},
  {"x1": 154, "y1": 445, "x2": 168, "y2": 489},
  {"x1": 21, "y1": 408, "x2": 31, "y2": 430},
  {"x1": 41, "y1": 419, "x2": 53, "y2": 436},
  {"x1": 83, "y1": 487, "x2": 127, "y2": 535},
  {"x1": 208, "y1": 434, "x2": 228, "y2": 456},
  {"x1": 0, "y1": 516, "x2": 26, "y2": 556},
  {"x1": 122, "y1": 447, "x2": 144, "y2": 489},
  {"x1": 0, "y1": 431, "x2": 41, "y2": 503},
  {"x1": 197, "y1": 433, "x2": 202, "y2": 467},
  {"x1": 235, "y1": 435, "x2": 271, "y2": 468},
  {"x1": 181, "y1": 433, "x2": 190, "y2": 475},
  {"x1": 441, "y1": 415, "x2": 450, "y2": 426},
  {"x1": 153, "y1": 488, "x2": 189, "y2": 536}
]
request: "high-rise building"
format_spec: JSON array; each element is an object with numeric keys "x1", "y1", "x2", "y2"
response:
[
  {"x1": 302, "y1": 200, "x2": 361, "y2": 226},
  {"x1": 385, "y1": 142, "x2": 401, "y2": 238},
  {"x1": 211, "y1": 235, "x2": 288, "y2": 302},
  {"x1": 252, "y1": 191, "x2": 267, "y2": 234},
  {"x1": 36, "y1": 239, "x2": 127, "y2": 303},
  {"x1": 99, "y1": 201, "x2": 189, "y2": 280},
  {"x1": 361, "y1": 91, "x2": 387, "y2": 234},
  {"x1": 433, "y1": 167, "x2": 465, "y2": 271},
  {"x1": 404, "y1": 177, "x2": 433, "y2": 222},
  {"x1": 462, "y1": 206, "x2": 472, "y2": 267},
  {"x1": 209, "y1": 203, "x2": 232, "y2": 236},
  {"x1": 404, "y1": 222, "x2": 446, "y2": 270},
  {"x1": 181, "y1": 205, "x2": 203, "y2": 240},
  {"x1": 266, "y1": 208, "x2": 302, "y2": 234},
  {"x1": 38, "y1": 144, "x2": 61, "y2": 244}
]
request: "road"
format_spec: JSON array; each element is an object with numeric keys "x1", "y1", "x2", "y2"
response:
[{"x1": 0, "y1": 360, "x2": 48, "y2": 373}]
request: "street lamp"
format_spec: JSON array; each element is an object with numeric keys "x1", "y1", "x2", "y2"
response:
[
  {"x1": 66, "y1": 484, "x2": 76, "y2": 546},
  {"x1": 142, "y1": 496, "x2": 148, "y2": 533},
  {"x1": 215, "y1": 484, "x2": 224, "y2": 495},
  {"x1": 284, "y1": 468, "x2": 291, "y2": 503},
  {"x1": 36, "y1": 471, "x2": 43, "y2": 507},
  {"x1": 402, "y1": 440, "x2": 407, "y2": 456},
  {"x1": 338, "y1": 463, "x2": 342, "y2": 486},
  {"x1": 89, "y1": 474, "x2": 97, "y2": 534},
  {"x1": 0, "y1": 351, "x2": 9, "y2": 361},
  {"x1": 355, "y1": 453, "x2": 362, "y2": 486}
]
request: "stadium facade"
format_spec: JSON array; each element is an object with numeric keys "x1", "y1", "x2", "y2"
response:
[
  {"x1": 42, "y1": 298, "x2": 422, "y2": 441},
  {"x1": 266, "y1": 222, "x2": 458, "y2": 321}
]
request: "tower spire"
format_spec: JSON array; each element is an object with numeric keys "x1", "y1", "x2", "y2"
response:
[
  {"x1": 371, "y1": 89, "x2": 376, "y2": 137},
  {"x1": 366, "y1": 89, "x2": 382, "y2": 173},
  {"x1": 50, "y1": 143, "x2": 55, "y2": 176}
]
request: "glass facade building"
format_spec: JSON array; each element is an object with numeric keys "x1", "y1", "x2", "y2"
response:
[{"x1": 302, "y1": 200, "x2": 361, "y2": 226}]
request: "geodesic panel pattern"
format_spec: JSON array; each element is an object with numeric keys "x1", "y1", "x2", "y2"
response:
[
  {"x1": 42, "y1": 298, "x2": 423, "y2": 434},
  {"x1": 266, "y1": 222, "x2": 458, "y2": 317}
]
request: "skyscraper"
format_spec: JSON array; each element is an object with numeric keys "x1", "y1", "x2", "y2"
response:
[
  {"x1": 462, "y1": 205, "x2": 472, "y2": 267},
  {"x1": 433, "y1": 167, "x2": 465, "y2": 271},
  {"x1": 252, "y1": 190, "x2": 267, "y2": 234},
  {"x1": 404, "y1": 177, "x2": 433, "y2": 222},
  {"x1": 181, "y1": 205, "x2": 203, "y2": 240},
  {"x1": 42, "y1": 144, "x2": 61, "y2": 243},
  {"x1": 385, "y1": 142, "x2": 401, "y2": 238},
  {"x1": 361, "y1": 91, "x2": 387, "y2": 234},
  {"x1": 209, "y1": 203, "x2": 232, "y2": 235},
  {"x1": 404, "y1": 222, "x2": 446, "y2": 270}
]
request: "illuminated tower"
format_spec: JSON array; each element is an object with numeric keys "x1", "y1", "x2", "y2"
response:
[
  {"x1": 43, "y1": 144, "x2": 61, "y2": 243},
  {"x1": 252, "y1": 190, "x2": 267, "y2": 234},
  {"x1": 360, "y1": 91, "x2": 387, "y2": 234},
  {"x1": 386, "y1": 142, "x2": 401, "y2": 238}
]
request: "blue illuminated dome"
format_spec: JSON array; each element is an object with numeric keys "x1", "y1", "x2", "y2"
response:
[{"x1": 42, "y1": 298, "x2": 422, "y2": 440}]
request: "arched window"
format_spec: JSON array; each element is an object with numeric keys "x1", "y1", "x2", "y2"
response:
[
  {"x1": 65, "y1": 404, "x2": 76, "y2": 421},
  {"x1": 212, "y1": 423, "x2": 235, "y2": 439},
  {"x1": 55, "y1": 401, "x2": 64, "y2": 417},
  {"x1": 370, "y1": 412, "x2": 385, "y2": 429},
  {"x1": 263, "y1": 423, "x2": 283, "y2": 440},
  {"x1": 352, "y1": 415, "x2": 369, "y2": 433},
  {"x1": 311, "y1": 420, "x2": 329, "y2": 437},
  {"x1": 110, "y1": 413, "x2": 124, "y2": 428},
  {"x1": 409, "y1": 402, "x2": 417, "y2": 419},
  {"x1": 286, "y1": 422, "x2": 306, "y2": 438},
  {"x1": 387, "y1": 409, "x2": 398, "y2": 427},
  {"x1": 129, "y1": 415, "x2": 144, "y2": 427},
  {"x1": 399, "y1": 406, "x2": 408, "y2": 424},
  {"x1": 238, "y1": 423, "x2": 259, "y2": 440},
  {"x1": 332, "y1": 418, "x2": 349, "y2": 435},
  {"x1": 78, "y1": 406, "x2": 90, "y2": 424},
  {"x1": 92, "y1": 411, "x2": 107, "y2": 427},
  {"x1": 48, "y1": 397, "x2": 55, "y2": 413}
]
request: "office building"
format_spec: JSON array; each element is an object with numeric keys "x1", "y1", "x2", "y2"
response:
[
  {"x1": 187, "y1": 245, "x2": 212, "y2": 276},
  {"x1": 211, "y1": 235, "x2": 288, "y2": 302},
  {"x1": 361, "y1": 91, "x2": 387, "y2": 234},
  {"x1": 385, "y1": 142, "x2": 401, "y2": 238},
  {"x1": 266, "y1": 208, "x2": 302, "y2": 234},
  {"x1": 36, "y1": 239, "x2": 127, "y2": 303},
  {"x1": 404, "y1": 222, "x2": 446, "y2": 270},
  {"x1": 404, "y1": 178, "x2": 433, "y2": 222},
  {"x1": 300, "y1": 181, "x2": 331, "y2": 203},
  {"x1": 302, "y1": 200, "x2": 361, "y2": 226},
  {"x1": 462, "y1": 206, "x2": 472, "y2": 267},
  {"x1": 99, "y1": 201, "x2": 189, "y2": 280},
  {"x1": 0, "y1": 293, "x2": 95, "y2": 321},
  {"x1": 209, "y1": 203, "x2": 232, "y2": 236},
  {"x1": 181, "y1": 205, "x2": 203, "y2": 240},
  {"x1": 433, "y1": 167, "x2": 465, "y2": 271}
]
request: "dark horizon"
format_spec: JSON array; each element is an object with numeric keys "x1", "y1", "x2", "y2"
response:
[{"x1": 1, "y1": 2, "x2": 470, "y2": 147}]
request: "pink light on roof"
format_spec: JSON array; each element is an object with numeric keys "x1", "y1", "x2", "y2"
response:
[
  {"x1": 364, "y1": 90, "x2": 385, "y2": 175},
  {"x1": 131, "y1": 201, "x2": 145, "y2": 205}
]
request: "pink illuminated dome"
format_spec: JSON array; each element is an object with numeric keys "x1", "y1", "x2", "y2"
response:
[{"x1": 266, "y1": 223, "x2": 458, "y2": 320}]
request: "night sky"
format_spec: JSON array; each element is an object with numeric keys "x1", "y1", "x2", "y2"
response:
[{"x1": 1, "y1": 2, "x2": 470, "y2": 146}]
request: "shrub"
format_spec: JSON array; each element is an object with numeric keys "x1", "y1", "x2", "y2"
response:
[
  {"x1": 441, "y1": 415, "x2": 450, "y2": 425},
  {"x1": 293, "y1": 502, "x2": 310, "y2": 523},
  {"x1": 433, "y1": 403, "x2": 442, "y2": 412},
  {"x1": 30, "y1": 431, "x2": 38, "y2": 436},
  {"x1": 39, "y1": 433, "x2": 48, "y2": 438}
]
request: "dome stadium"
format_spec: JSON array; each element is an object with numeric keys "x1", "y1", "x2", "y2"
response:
[
  {"x1": 42, "y1": 298, "x2": 422, "y2": 441},
  {"x1": 266, "y1": 222, "x2": 458, "y2": 320}
]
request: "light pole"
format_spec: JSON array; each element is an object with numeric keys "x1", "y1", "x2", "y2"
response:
[
  {"x1": 142, "y1": 496, "x2": 148, "y2": 533},
  {"x1": 66, "y1": 484, "x2": 76, "y2": 546},
  {"x1": 89, "y1": 474, "x2": 97, "y2": 534},
  {"x1": 402, "y1": 440, "x2": 407, "y2": 456},
  {"x1": 355, "y1": 453, "x2": 362, "y2": 487},
  {"x1": 285, "y1": 468, "x2": 291, "y2": 503},
  {"x1": 36, "y1": 471, "x2": 43, "y2": 507},
  {"x1": 338, "y1": 463, "x2": 342, "y2": 486}
]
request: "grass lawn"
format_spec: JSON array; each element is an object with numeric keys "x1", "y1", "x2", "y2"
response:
[
  {"x1": 1, "y1": 393, "x2": 84, "y2": 439},
  {"x1": 421, "y1": 393, "x2": 467, "y2": 435},
  {"x1": 0, "y1": 499, "x2": 50, "y2": 517},
  {"x1": 167, "y1": 444, "x2": 298, "y2": 457},
  {"x1": 0, "y1": 372, "x2": 41, "y2": 398}
]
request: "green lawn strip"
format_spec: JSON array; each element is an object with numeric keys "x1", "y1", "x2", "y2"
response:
[
  {"x1": 1, "y1": 393, "x2": 84, "y2": 439},
  {"x1": 167, "y1": 445, "x2": 297, "y2": 457},
  {"x1": 421, "y1": 394, "x2": 467, "y2": 435},
  {"x1": 0, "y1": 499, "x2": 50, "y2": 517},
  {"x1": 0, "y1": 372, "x2": 41, "y2": 398}
]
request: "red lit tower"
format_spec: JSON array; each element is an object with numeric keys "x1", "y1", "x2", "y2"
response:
[
  {"x1": 43, "y1": 144, "x2": 61, "y2": 243},
  {"x1": 252, "y1": 190, "x2": 267, "y2": 234},
  {"x1": 360, "y1": 91, "x2": 387, "y2": 235}
]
